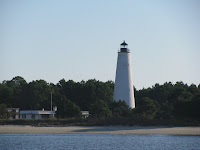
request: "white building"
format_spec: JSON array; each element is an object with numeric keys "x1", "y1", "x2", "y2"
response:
[
  {"x1": 19, "y1": 108, "x2": 56, "y2": 119},
  {"x1": 113, "y1": 41, "x2": 135, "y2": 108},
  {"x1": 81, "y1": 111, "x2": 90, "y2": 119},
  {"x1": 8, "y1": 107, "x2": 90, "y2": 119},
  {"x1": 8, "y1": 107, "x2": 57, "y2": 119}
]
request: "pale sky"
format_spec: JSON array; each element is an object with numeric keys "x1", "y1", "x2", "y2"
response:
[{"x1": 0, "y1": 0, "x2": 200, "y2": 89}]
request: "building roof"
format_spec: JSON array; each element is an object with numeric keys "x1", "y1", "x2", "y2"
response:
[
  {"x1": 8, "y1": 108, "x2": 20, "y2": 110},
  {"x1": 120, "y1": 40, "x2": 128, "y2": 46},
  {"x1": 81, "y1": 111, "x2": 90, "y2": 115},
  {"x1": 7, "y1": 108, "x2": 20, "y2": 113},
  {"x1": 20, "y1": 110, "x2": 55, "y2": 115}
]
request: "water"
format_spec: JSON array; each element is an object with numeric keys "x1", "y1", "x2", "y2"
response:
[{"x1": 0, "y1": 133, "x2": 200, "y2": 150}]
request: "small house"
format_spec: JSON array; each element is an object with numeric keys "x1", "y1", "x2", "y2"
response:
[
  {"x1": 19, "y1": 108, "x2": 56, "y2": 119},
  {"x1": 7, "y1": 108, "x2": 20, "y2": 119},
  {"x1": 81, "y1": 111, "x2": 90, "y2": 119},
  {"x1": 7, "y1": 107, "x2": 57, "y2": 120}
]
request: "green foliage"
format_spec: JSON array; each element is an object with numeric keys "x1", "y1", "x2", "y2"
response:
[
  {"x1": 110, "y1": 100, "x2": 132, "y2": 117},
  {"x1": 189, "y1": 93, "x2": 200, "y2": 117},
  {"x1": 0, "y1": 104, "x2": 10, "y2": 119},
  {"x1": 175, "y1": 93, "x2": 200, "y2": 118},
  {"x1": 134, "y1": 97, "x2": 157, "y2": 119},
  {"x1": 27, "y1": 80, "x2": 51, "y2": 110},
  {"x1": 0, "y1": 76, "x2": 199, "y2": 121},
  {"x1": 56, "y1": 79, "x2": 114, "y2": 111},
  {"x1": 154, "y1": 100, "x2": 174, "y2": 120},
  {"x1": 89, "y1": 100, "x2": 112, "y2": 118},
  {"x1": 56, "y1": 97, "x2": 81, "y2": 118}
]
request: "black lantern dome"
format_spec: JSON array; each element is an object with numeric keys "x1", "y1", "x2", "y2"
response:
[{"x1": 120, "y1": 40, "x2": 129, "y2": 52}]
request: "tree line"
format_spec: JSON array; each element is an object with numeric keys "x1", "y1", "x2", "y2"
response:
[{"x1": 0, "y1": 76, "x2": 199, "y2": 120}]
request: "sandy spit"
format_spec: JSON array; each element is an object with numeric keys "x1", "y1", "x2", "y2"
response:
[{"x1": 0, "y1": 125, "x2": 200, "y2": 135}]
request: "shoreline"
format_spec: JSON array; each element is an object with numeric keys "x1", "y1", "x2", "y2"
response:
[{"x1": 0, "y1": 125, "x2": 200, "y2": 135}]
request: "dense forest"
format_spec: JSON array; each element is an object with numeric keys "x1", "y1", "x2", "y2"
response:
[{"x1": 0, "y1": 76, "x2": 200, "y2": 122}]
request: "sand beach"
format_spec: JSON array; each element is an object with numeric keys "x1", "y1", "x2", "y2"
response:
[{"x1": 0, "y1": 125, "x2": 200, "y2": 135}]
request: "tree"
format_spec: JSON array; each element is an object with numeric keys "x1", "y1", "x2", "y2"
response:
[
  {"x1": 0, "y1": 83, "x2": 13, "y2": 106},
  {"x1": 1, "y1": 76, "x2": 199, "y2": 121},
  {"x1": 2, "y1": 76, "x2": 28, "y2": 108},
  {"x1": 90, "y1": 100, "x2": 112, "y2": 118},
  {"x1": 189, "y1": 93, "x2": 200, "y2": 117},
  {"x1": 55, "y1": 97, "x2": 81, "y2": 118},
  {"x1": 27, "y1": 80, "x2": 51, "y2": 110},
  {"x1": 156, "y1": 100, "x2": 174, "y2": 119},
  {"x1": 134, "y1": 97, "x2": 157, "y2": 119},
  {"x1": 110, "y1": 100, "x2": 131, "y2": 117},
  {"x1": 177, "y1": 93, "x2": 200, "y2": 118},
  {"x1": 0, "y1": 104, "x2": 10, "y2": 119}
]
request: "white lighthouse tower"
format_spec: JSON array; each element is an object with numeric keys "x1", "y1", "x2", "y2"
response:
[{"x1": 113, "y1": 41, "x2": 135, "y2": 108}]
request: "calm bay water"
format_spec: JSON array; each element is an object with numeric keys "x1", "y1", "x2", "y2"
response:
[{"x1": 0, "y1": 133, "x2": 200, "y2": 150}]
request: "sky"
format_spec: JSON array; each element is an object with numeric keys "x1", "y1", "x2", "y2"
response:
[{"x1": 0, "y1": 0, "x2": 200, "y2": 89}]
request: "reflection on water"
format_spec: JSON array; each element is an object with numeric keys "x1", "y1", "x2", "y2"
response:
[{"x1": 0, "y1": 133, "x2": 200, "y2": 150}]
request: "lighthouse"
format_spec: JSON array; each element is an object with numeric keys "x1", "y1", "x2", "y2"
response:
[{"x1": 113, "y1": 41, "x2": 135, "y2": 108}]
